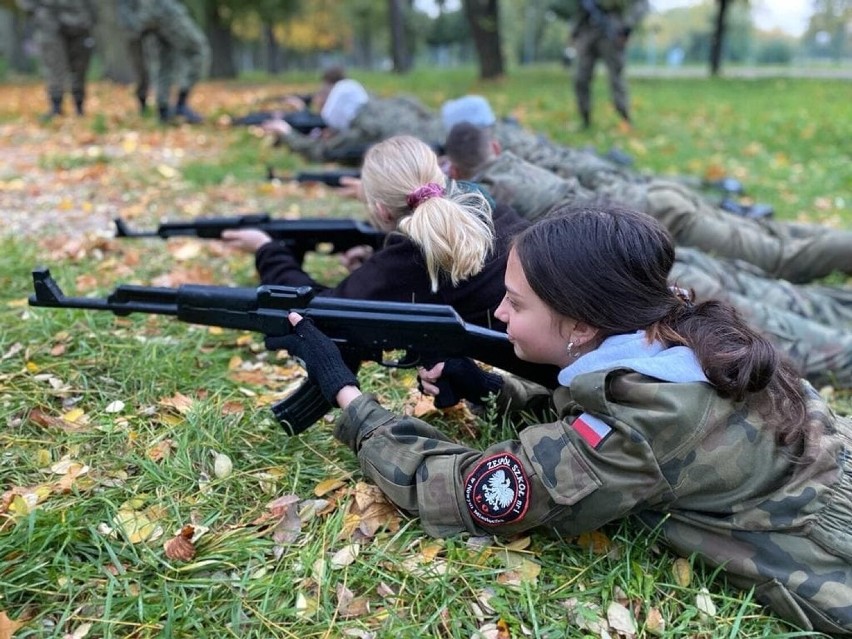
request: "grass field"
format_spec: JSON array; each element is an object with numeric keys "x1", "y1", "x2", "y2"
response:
[{"x1": 0, "y1": 67, "x2": 850, "y2": 638}]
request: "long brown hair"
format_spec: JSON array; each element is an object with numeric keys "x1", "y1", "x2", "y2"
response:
[{"x1": 512, "y1": 204, "x2": 808, "y2": 448}]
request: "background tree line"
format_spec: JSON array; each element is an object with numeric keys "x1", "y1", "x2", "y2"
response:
[{"x1": 0, "y1": 0, "x2": 849, "y2": 82}]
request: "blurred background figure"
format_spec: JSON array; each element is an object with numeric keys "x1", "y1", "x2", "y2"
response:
[
  {"x1": 571, "y1": 0, "x2": 649, "y2": 128},
  {"x1": 16, "y1": 0, "x2": 97, "y2": 120},
  {"x1": 117, "y1": 0, "x2": 209, "y2": 123}
]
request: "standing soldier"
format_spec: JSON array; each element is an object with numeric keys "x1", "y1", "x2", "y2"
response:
[
  {"x1": 17, "y1": 0, "x2": 97, "y2": 120},
  {"x1": 117, "y1": 0, "x2": 209, "y2": 124},
  {"x1": 571, "y1": 0, "x2": 649, "y2": 128}
]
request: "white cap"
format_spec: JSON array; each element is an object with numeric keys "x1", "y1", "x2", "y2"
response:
[
  {"x1": 321, "y1": 79, "x2": 369, "y2": 131},
  {"x1": 441, "y1": 95, "x2": 496, "y2": 131}
]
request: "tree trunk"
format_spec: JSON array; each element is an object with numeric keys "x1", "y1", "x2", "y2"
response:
[
  {"x1": 710, "y1": 0, "x2": 730, "y2": 76},
  {"x1": 389, "y1": 0, "x2": 412, "y2": 72},
  {"x1": 462, "y1": 0, "x2": 504, "y2": 79},
  {"x1": 205, "y1": 3, "x2": 236, "y2": 79},
  {"x1": 264, "y1": 25, "x2": 280, "y2": 74}
]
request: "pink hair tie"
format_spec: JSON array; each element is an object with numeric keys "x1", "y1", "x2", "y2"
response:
[{"x1": 406, "y1": 182, "x2": 445, "y2": 211}]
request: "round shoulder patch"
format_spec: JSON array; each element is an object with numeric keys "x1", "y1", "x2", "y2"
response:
[{"x1": 464, "y1": 453, "x2": 530, "y2": 527}]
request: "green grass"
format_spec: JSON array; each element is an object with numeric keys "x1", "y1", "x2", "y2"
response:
[{"x1": 1, "y1": 68, "x2": 850, "y2": 638}]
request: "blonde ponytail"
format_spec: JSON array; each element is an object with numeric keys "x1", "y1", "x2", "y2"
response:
[{"x1": 361, "y1": 136, "x2": 494, "y2": 292}]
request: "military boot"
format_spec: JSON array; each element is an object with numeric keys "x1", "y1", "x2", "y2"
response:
[
  {"x1": 158, "y1": 103, "x2": 172, "y2": 124},
  {"x1": 72, "y1": 91, "x2": 85, "y2": 116},
  {"x1": 40, "y1": 96, "x2": 64, "y2": 122},
  {"x1": 174, "y1": 90, "x2": 202, "y2": 124}
]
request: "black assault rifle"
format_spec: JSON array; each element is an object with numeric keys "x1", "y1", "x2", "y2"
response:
[
  {"x1": 265, "y1": 167, "x2": 361, "y2": 186},
  {"x1": 114, "y1": 214, "x2": 386, "y2": 255},
  {"x1": 29, "y1": 268, "x2": 558, "y2": 435}
]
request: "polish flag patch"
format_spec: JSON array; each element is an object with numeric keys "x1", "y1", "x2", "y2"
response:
[{"x1": 570, "y1": 413, "x2": 612, "y2": 449}]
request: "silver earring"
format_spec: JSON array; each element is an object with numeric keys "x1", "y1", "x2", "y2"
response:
[{"x1": 566, "y1": 341, "x2": 574, "y2": 358}]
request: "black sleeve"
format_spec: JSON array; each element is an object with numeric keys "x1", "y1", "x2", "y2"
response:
[
  {"x1": 322, "y1": 235, "x2": 438, "y2": 302},
  {"x1": 255, "y1": 241, "x2": 327, "y2": 291}
]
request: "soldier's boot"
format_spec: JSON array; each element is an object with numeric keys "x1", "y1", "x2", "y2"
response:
[
  {"x1": 137, "y1": 92, "x2": 149, "y2": 116},
  {"x1": 158, "y1": 103, "x2": 172, "y2": 124},
  {"x1": 72, "y1": 91, "x2": 85, "y2": 116},
  {"x1": 40, "y1": 96, "x2": 64, "y2": 122},
  {"x1": 174, "y1": 90, "x2": 203, "y2": 124}
]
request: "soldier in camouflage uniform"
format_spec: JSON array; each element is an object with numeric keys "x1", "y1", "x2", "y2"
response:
[
  {"x1": 570, "y1": 0, "x2": 649, "y2": 127},
  {"x1": 117, "y1": 0, "x2": 209, "y2": 123},
  {"x1": 445, "y1": 122, "x2": 852, "y2": 387},
  {"x1": 17, "y1": 0, "x2": 97, "y2": 119},
  {"x1": 276, "y1": 205, "x2": 852, "y2": 635},
  {"x1": 447, "y1": 122, "x2": 852, "y2": 282},
  {"x1": 266, "y1": 79, "x2": 448, "y2": 165}
]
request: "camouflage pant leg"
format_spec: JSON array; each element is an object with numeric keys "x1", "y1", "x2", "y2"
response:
[
  {"x1": 34, "y1": 14, "x2": 69, "y2": 100},
  {"x1": 599, "y1": 36, "x2": 628, "y2": 116},
  {"x1": 647, "y1": 181, "x2": 852, "y2": 282},
  {"x1": 154, "y1": 2, "x2": 208, "y2": 94},
  {"x1": 64, "y1": 29, "x2": 93, "y2": 98},
  {"x1": 572, "y1": 28, "x2": 599, "y2": 117},
  {"x1": 670, "y1": 255, "x2": 852, "y2": 387},
  {"x1": 674, "y1": 248, "x2": 852, "y2": 328}
]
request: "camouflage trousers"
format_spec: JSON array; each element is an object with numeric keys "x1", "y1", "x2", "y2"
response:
[
  {"x1": 672, "y1": 248, "x2": 852, "y2": 388},
  {"x1": 572, "y1": 26, "x2": 629, "y2": 121},
  {"x1": 647, "y1": 181, "x2": 852, "y2": 283},
  {"x1": 33, "y1": 11, "x2": 93, "y2": 103},
  {"x1": 137, "y1": 0, "x2": 209, "y2": 106}
]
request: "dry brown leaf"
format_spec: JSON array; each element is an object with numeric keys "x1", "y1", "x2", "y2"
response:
[
  {"x1": 420, "y1": 541, "x2": 443, "y2": 562},
  {"x1": 330, "y1": 543, "x2": 360, "y2": 569},
  {"x1": 645, "y1": 607, "x2": 666, "y2": 636},
  {"x1": 158, "y1": 392, "x2": 194, "y2": 414},
  {"x1": 164, "y1": 533, "x2": 196, "y2": 562},
  {"x1": 314, "y1": 476, "x2": 347, "y2": 496},
  {"x1": 27, "y1": 408, "x2": 86, "y2": 432},
  {"x1": 147, "y1": 439, "x2": 175, "y2": 462},
  {"x1": 672, "y1": 557, "x2": 692, "y2": 587},
  {"x1": 0, "y1": 610, "x2": 25, "y2": 639},
  {"x1": 220, "y1": 401, "x2": 244, "y2": 415},
  {"x1": 266, "y1": 494, "x2": 300, "y2": 517},
  {"x1": 575, "y1": 529, "x2": 613, "y2": 555}
]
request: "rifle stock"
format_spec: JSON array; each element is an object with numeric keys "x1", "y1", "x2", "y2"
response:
[
  {"x1": 29, "y1": 268, "x2": 558, "y2": 435},
  {"x1": 114, "y1": 215, "x2": 386, "y2": 254}
]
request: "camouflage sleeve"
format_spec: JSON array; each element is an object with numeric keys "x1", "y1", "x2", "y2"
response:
[
  {"x1": 278, "y1": 131, "x2": 327, "y2": 163},
  {"x1": 335, "y1": 394, "x2": 669, "y2": 539}
]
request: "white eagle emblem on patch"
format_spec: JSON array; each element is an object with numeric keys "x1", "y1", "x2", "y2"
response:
[
  {"x1": 483, "y1": 470, "x2": 515, "y2": 509},
  {"x1": 464, "y1": 453, "x2": 530, "y2": 526}
]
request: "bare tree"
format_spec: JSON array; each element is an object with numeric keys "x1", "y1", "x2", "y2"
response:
[{"x1": 710, "y1": 0, "x2": 734, "y2": 75}]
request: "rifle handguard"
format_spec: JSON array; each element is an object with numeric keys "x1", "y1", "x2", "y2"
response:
[{"x1": 271, "y1": 380, "x2": 334, "y2": 435}]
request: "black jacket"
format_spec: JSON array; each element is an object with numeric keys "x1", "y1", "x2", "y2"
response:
[{"x1": 254, "y1": 203, "x2": 528, "y2": 331}]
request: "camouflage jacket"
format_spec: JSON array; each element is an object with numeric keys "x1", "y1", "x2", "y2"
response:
[
  {"x1": 280, "y1": 95, "x2": 445, "y2": 163},
  {"x1": 336, "y1": 334, "x2": 852, "y2": 634},
  {"x1": 471, "y1": 152, "x2": 596, "y2": 221},
  {"x1": 17, "y1": 0, "x2": 96, "y2": 30}
]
